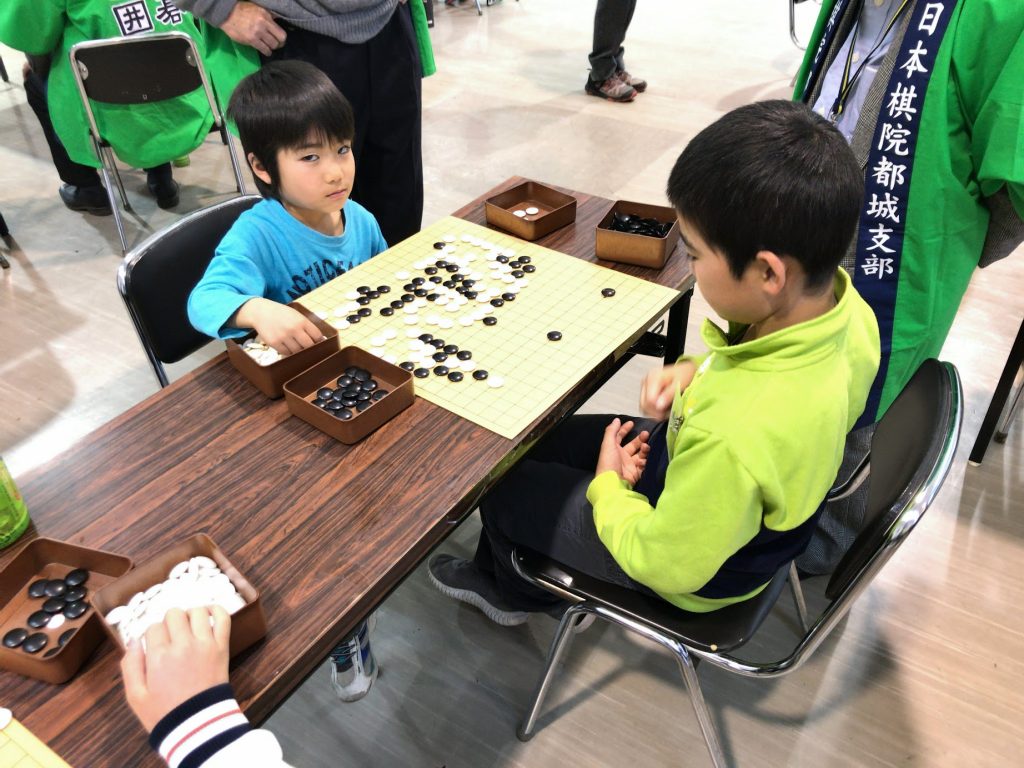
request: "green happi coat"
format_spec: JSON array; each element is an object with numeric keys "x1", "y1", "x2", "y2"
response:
[
  {"x1": 795, "y1": 0, "x2": 1024, "y2": 419},
  {"x1": 0, "y1": 0, "x2": 258, "y2": 169}
]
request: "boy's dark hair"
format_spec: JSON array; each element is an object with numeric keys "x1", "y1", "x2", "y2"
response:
[
  {"x1": 667, "y1": 100, "x2": 862, "y2": 291},
  {"x1": 227, "y1": 61, "x2": 356, "y2": 199}
]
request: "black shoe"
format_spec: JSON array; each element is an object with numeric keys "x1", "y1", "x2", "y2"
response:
[
  {"x1": 58, "y1": 183, "x2": 112, "y2": 216},
  {"x1": 146, "y1": 175, "x2": 180, "y2": 209}
]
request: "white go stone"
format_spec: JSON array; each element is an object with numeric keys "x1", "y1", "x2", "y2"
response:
[
  {"x1": 406, "y1": 327, "x2": 422, "y2": 338},
  {"x1": 403, "y1": 304, "x2": 418, "y2": 315},
  {"x1": 345, "y1": 290, "x2": 361, "y2": 299},
  {"x1": 459, "y1": 316, "x2": 474, "y2": 326},
  {"x1": 525, "y1": 206, "x2": 539, "y2": 215},
  {"x1": 371, "y1": 336, "x2": 386, "y2": 347},
  {"x1": 404, "y1": 316, "x2": 419, "y2": 325},
  {"x1": 488, "y1": 375, "x2": 506, "y2": 388},
  {"x1": 446, "y1": 303, "x2": 460, "y2": 313},
  {"x1": 513, "y1": 210, "x2": 526, "y2": 218},
  {"x1": 105, "y1": 605, "x2": 130, "y2": 627},
  {"x1": 383, "y1": 354, "x2": 397, "y2": 364},
  {"x1": 383, "y1": 328, "x2": 398, "y2": 340},
  {"x1": 395, "y1": 270, "x2": 411, "y2": 279},
  {"x1": 443, "y1": 234, "x2": 456, "y2": 242},
  {"x1": 415, "y1": 298, "x2": 428, "y2": 308},
  {"x1": 426, "y1": 315, "x2": 441, "y2": 325},
  {"x1": 460, "y1": 359, "x2": 477, "y2": 371},
  {"x1": 438, "y1": 318, "x2": 454, "y2": 329}
]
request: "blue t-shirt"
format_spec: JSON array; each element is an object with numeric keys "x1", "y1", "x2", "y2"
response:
[{"x1": 188, "y1": 198, "x2": 387, "y2": 339}]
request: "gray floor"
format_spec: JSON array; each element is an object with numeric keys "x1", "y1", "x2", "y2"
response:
[{"x1": 2, "y1": 2, "x2": 1023, "y2": 766}]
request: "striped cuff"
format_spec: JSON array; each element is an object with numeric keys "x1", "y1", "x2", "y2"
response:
[{"x1": 149, "y1": 684, "x2": 251, "y2": 768}]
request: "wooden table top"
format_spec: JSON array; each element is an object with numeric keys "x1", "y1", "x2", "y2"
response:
[{"x1": 0, "y1": 178, "x2": 692, "y2": 767}]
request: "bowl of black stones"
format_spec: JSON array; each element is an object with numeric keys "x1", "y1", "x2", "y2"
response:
[
  {"x1": 225, "y1": 301, "x2": 340, "y2": 399},
  {"x1": 0, "y1": 537, "x2": 132, "y2": 683},
  {"x1": 595, "y1": 200, "x2": 681, "y2": 269},
  {"x1": 283, "y1": 346, "x2": 415, "y2": 444}
]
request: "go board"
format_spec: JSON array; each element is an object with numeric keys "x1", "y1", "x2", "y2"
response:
[
  {"x1": 0, "y1": 709, "x2": 71, "y2": 768},
  {"x1": 299, "y1": 217, "x2": 679, "y2": 439}
]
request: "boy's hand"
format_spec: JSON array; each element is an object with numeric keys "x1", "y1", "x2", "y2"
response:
[
  {"x1": 235, "y1": 298, "x2": 325, "y2": 355},
  {"x1": 639, "y1": 361, "x2": 697, "y2": 420},
  {"x1": 121, "y1": 607, "x2": 231, "y2": 734},
  {"x1": 596, "y1": 418, "x2": 651, "y2": 486}
]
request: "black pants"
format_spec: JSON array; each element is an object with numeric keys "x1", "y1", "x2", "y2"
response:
[
  {"x1": 24, "y1": 68, "x2": 171, "y2": 187},
  {"x1": 589, "y1": 0, "x2": 638, "y2": 82},
  {"x1": 271, "y1": 5, "x2": 423, "y2": 248},
  {"x1": 475, "y1": 414, "x2": 659, "y2": 612}
]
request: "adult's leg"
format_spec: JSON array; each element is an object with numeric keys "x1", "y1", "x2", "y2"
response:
[
  {"x1": 23, "y1": 69, "x2": 102, "y2": 189},
  {"x1": 589, "y1": 0, "x2": 636, "y2": 82}
]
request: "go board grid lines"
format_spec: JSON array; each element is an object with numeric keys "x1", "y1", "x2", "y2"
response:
[{"x1": 299, "y1": 217, "x2": 679, "y2": 439}]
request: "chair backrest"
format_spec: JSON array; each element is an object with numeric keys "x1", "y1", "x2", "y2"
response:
[
  {"x1": 825, "y1": 359, "x2": 962, "y2": 602},
  {"x1": 69, "y1": 32, "x2": 222, "y2": 141},
  {"x1": 117, "y1": 195, "x2": 261, "y2": 378}
]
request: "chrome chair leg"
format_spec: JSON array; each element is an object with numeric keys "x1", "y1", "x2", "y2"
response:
[
  {"x1": 789, "y1": 0, "x2": 806, "y2": 50},
  {"x1": 995, "y1": 367, "x2": 1024, "y2": 443},
  {"x1": 788, "y1": 561, "x2": 809, "y2": 634},
  {"x1": 517, "y1": 603, "x2": 589, "y2": 741},
  {"x1": 223, "y1": 128, "x2": 247, "y2": 195},
  {"x1": 98, "y1": 157, "x2": 129, "y2": 254},
  {"x1": 673, "y1": 642, "x2": 728, "y2": 768}
]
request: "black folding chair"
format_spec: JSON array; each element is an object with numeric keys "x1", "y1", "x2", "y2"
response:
[
  {"x1": 117, "y1": 194, "x2": 261, "y2": 387},
  {"x1": 512, "y1": 359, "x2": 963, "y2": 768},
  {"x1": 69, "y1": 31, "x2": 247, "y2": 253}
]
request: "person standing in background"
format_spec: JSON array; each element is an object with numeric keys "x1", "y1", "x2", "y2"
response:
[{"x1": 585, "y1": 0, "x2": 646, "y2": 103}]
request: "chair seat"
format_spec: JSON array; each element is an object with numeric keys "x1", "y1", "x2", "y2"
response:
[{"x1": 516, "y1": 548, "x2": 791, "y2": 653}]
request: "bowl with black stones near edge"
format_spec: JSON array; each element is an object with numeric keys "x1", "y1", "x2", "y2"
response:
[
  {"x1": 283, "y1": 346, "x2": 415, "y2": 444},
  {"x1": 595, "y1": 200, "x2": 681, "y2": 269},
  {"x1": 225, "y1": 301, "x2": 340, "y2": 399},
  {"x1": 0, "y1": 538, "x2": 132, "y2": 684}
]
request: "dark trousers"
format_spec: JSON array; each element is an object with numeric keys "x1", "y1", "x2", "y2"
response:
[
  {"x1": 589, "y1": 0, "x2": 638, "y2": 82},
  {"x1": 271, "y1": 4, "x2": 423, "y2": 248},
  {"x1": 475, "y1": 414, "x2": 659, "y2": 612},
  {"x1": 24, "y1": 69, "x2": 101, "y2": 188},
  {"x1": 24, "y1": 68, "x2": 171, "y2": 187}
]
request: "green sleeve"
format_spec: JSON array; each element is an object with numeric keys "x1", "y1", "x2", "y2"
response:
[
  {"x1": 953, "y1": 0, "x2": 1024, "y2": 217},
  {"x1": 587, "y1": 428, "x2": 762, "y2": 596},
  {"x1": 0, "y1": 0, "x2": 65, "y2": 55}
]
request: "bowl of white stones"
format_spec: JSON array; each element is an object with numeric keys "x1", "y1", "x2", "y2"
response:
[{"x1": 91, "y1": 534, "x2": 267, "y2": 657}]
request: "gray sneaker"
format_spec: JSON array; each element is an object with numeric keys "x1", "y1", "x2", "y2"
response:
[
  {"x1": 585, "y1": 75, "x2": 636, "y2": 102},
  {"x1": 616, "y1": 69, "x2": 647, "y2": 93},
  {"x1": 428, "y1": 554, "x2": 529, "y2": 626}
]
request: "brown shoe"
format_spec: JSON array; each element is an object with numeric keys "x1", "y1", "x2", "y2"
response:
[
  {"x1": 585, "y1": 76, "x2": 636, "y2": 102},
  {"x1": 617, "y1": 69, "x2": 647, "y2": 93}
]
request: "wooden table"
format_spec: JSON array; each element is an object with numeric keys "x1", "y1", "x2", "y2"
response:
[{"x1": 0, "y1": 177, "x2": 693, "y2": 767}]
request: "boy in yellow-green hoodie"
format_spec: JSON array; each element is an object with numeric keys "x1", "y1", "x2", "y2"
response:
[{"x1": 429, "y1": 101, "x2": 881, "y2": 623}]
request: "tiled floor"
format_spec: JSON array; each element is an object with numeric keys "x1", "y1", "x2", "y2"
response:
[{"x1": 1, "y1": 1, "x2": 1022, "y2": 766}]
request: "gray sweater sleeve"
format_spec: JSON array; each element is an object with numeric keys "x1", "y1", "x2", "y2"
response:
[{"x1": 175, "y1": 0, "x2": 239, "y2": 27}]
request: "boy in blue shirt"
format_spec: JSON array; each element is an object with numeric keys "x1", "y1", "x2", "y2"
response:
[
  {"x1": 188, "y1": 61, "x2": 387, "y2": 355},
  {"x1": 188, "y1": 61, "x2": 385, "y2": 702}
]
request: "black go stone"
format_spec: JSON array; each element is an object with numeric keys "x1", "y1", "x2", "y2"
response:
[
  {"x1": 44, "y1": 648, "x2": 61, "y2": 658},
  {"x1": 380, "y1": 307, "x2": 395, "y2": 317},
  {"x1": 425, "y1": 267, "x2": 438, "y2": 275},
  {"x1": 341, "y1": 398, "x2": 358, "y2": 408},
  {"x1": 357, "y1": 285, "x2": 371, "y2": 294},
  {"x1": 371, "y1": 390, "x2": 388, "y2": 401},
  {"x1": 490, "y1": 298, "x2": 504, "y2": 308},
  {"x1": 433, "y1": 241, "x2": 446, "y2": 249},
  {"x1": 353, "y1": 369, "x2": 371, "y2": 382},
  {"x1": 429, "y1": 275, "x2": 443, "y2": 284},
  {"x1": 357, "y1": 307, "x2": 372, "y2": 317},
  {"x1": 334, "y1": 409, "x2": 354, "y2": 420},
  {"x1": 63, "y1": 601, "x2": 88, "y2": 620},
  {"x1": 473, "y1": 369, "x2": 489, "y2": 381},
  {"x1": 442, "y1": 281, "x2": 456, "y2": 289},
  {"x1": 483, "y1": 316, "x2": 498, "y2": 326},
  {"x1": 496, "y1": 255, "x2": 509, "y2": 264},
  {"x1": 356, "y1": 296, "x2": 371, "y2": 306},
  {"x1": 519, "y1": 255, "x2": 532, "y2": 263},
  {"x1": 361, "y1": 379, "x2": 379, "y2": 392},
  {"x1": 412, "y1": 277, "x2": 426, "y2": 286},
  {"x1": 28, "y1": 579, "x2": 48, "y2": 599},
  {"x1": 367, "y1": 290, "x2": 381, "y2": 300},
  {"x1": 356, "y1": 401, "x2": 372, "y2": 412},
  {"x1": 433, "y1": 365, "x2": 450, "y2": 376},
  {"x1": 511, "y1": 270, "x2": 524, "y2": 278},
  {"x1": 445, "y1": 264, "x2": 459, "y2": 273},
  {"x1": 400, "y1": 361, "x2": 415, "y2": 371},
  {"x1": 401, "y1": 293, "x2": 415, "y2": 303},
  {"x1": 414, "y1": 367, "x2": 430, "y2": 378},
  {"x1": 435, "y1": 260, "x2": 448, "y2": 268},
  {"x1": 327, "y1": 401, "x2": 344, "y2": 411},
  {"x1": 378, "y1": 285, "x2": 391, "y2": 293},
  {"x1": 313, "y1": 398, "x2": 329, "y2": 408},
  {"x1": 27, "y1": 611, "x2": 50, "y2": 629},
  {"x1": 390, "y1": 299, "x2": 405, "y2": 309},
  {"x1": 523, "y1": 264, "x2": 536, "y2": 273},
  {"x1": 547, "y1": 331, "x2": 563, "y2": 341},
  {"x1": 418, "y1": 333, "x2": 434, "y2": 343},
  {"x1": 58, "y1": 629, "x2": 76, "y2": 646},
  {"x1": 342, "y1": 387, "x2": 360, "y2": 398},
  {"x1": 63, "y1": 586, "x2": 87, "y2": 603},
  {"x1": 462, "y1": 279, "x2": 476, "y2": 288},
  {"x1": 356, "y1": 392, "x2": 371, "y2": 402},
  {"x1": 44, "y1": 580, "x2": 67, "y2": 598},
  {"x1": 22, "y1": 633, "x2": 47, "y2": 654},
  {"x1": 345, "y1": 366, "x2": 360, "y2": 376},
  {"x1": 338, "y1": 375, "x2": 354, "y2": 387},
  {"x1": 3, "y1": 628, "x2": 27, "y2": 648},
  {"x1": 414, "y1": 288, "x2": 428, "y2": 297},
  {"x1": 601, "y1": 288, "x2": 617, "y2": 297},
  {"x1": 403, "y1": 283, "x2": 416, "y2": 291},
  {"x1": 464, "y1": 291, "x2": 478, "y2": 300},
  {"x1": 448, "y1": 371, "x2": 464, "y2": 382},
  {"x1": 427, "y1": 293, "x2": 439, "y2": 301},
  {"x1": 509, "y1": 260, "x2": 521, "y2": 268},
  {"x1": 456, "y1": 350, "x2": 472, "y2": 361},
  {"x1": 443, "y1": 344, "x2": 459, "y2": 354},
  {"x1": 432, "y1": 352, "x2": 449, "y2": 363},
  {"x1": 346, "y1": 314, "x2": 360, "y2": 324},
  {"x1": 430, "y1": 338, "x2": 446, "y2": 349},
  {"x1": 501, "y1": 293, "x2": 516, "y2": 302},
  {"x1": 64, "y1": 568, "x2": 89, "y2": 588},
  {"x1": 317, "y1": 387, "x2": 334, "y2": 399},
  {"x1": 43, "y1": 597, "x2": 65, "y2": 614}
]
